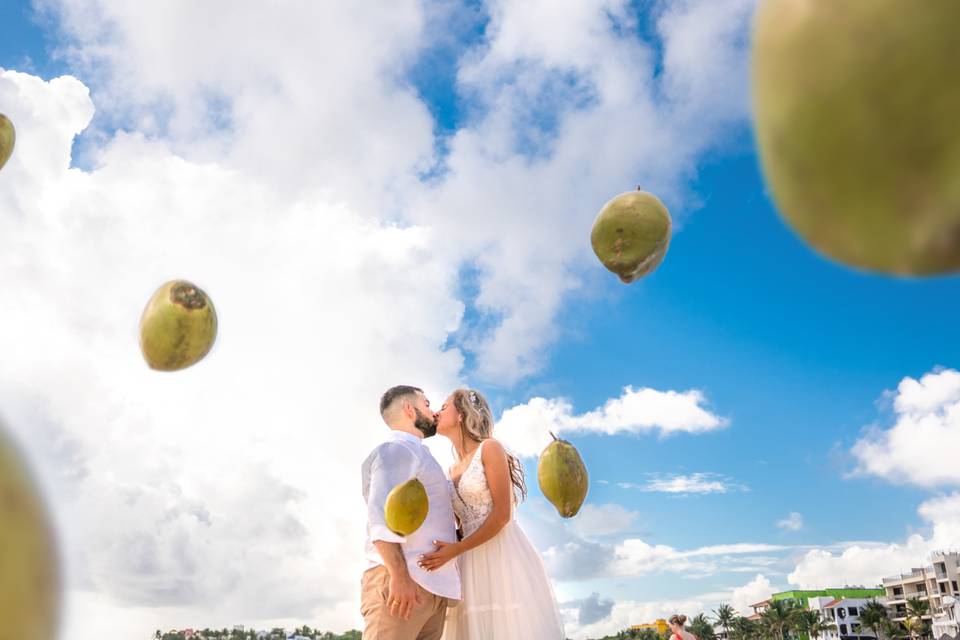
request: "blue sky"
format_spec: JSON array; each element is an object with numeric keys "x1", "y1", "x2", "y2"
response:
[
  {"x1": 400, "y1": 0, "x2": 954, "y2": 561},
  {"x1": 406, "y1": 0, "x2": 960, "y2": 608},
  {"x1": 2, "y1": 0, "x2": 959, "y2": 636}
]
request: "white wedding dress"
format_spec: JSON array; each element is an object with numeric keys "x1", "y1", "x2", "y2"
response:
[{"x1": 442, "y1": 440, "x2": 566, "y2": 639}]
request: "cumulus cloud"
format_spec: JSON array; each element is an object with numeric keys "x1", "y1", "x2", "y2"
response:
[
  {"x1": 563, "y1": 572, "x2": 777, "y2": 639},
  {"x1": 497, "y1": 387, "x2": 729, "y2": 457},
  {"x1": 777, "y1": 512, "x2": 803, "y2": 532},
  {"x1": 563, "y1": 591, "x2": 617, "y2": 626},
  {"x1": 568, "y1": 503, "x2": 642, "y2": 538},
  {"x1": 523, "y1": 485, "x2": 791, "y2": 585},
  {"x1": 0, "y1": 67, "x2": 463, "y2": 635},
  {"x1": 543, "y1": 532, "x2": 789, "y2": 583},
  {"x1": 784, "y1": 370, "x2": 960, "y2": 594},
  {"x1": 30, "y1": 0, "x2": 758, "y2": 385},
  {"x1": 730, "y1": 574, "x2": 776, "y2": 616},
  {"x1": 562, "y1": 596, "x2": 708, "y2": 640},
  {"x1": 619, "y1": 473, "x2": 746, "y2": 495},
  {"x1": 787, "y1": 493, "x2": 960, "y2": 589},
  {"x1": 852, "y1": 369, "x2": 960, "y2": 488}
]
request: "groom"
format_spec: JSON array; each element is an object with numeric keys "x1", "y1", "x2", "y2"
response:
[{"x1": 360, "y1": 385, "x2": 461, "y2": 639}]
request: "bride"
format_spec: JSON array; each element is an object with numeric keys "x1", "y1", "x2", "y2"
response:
[{"x1": 418, "y1": 388, "x2": 565, "y2": 639}]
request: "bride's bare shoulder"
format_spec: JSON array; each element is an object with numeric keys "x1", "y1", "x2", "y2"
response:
[{"x1": 479, "y1": 437, "x2": 507, "y2": 460}]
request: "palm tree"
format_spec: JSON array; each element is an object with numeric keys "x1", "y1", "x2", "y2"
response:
[
  {"x1": 904, "y1": 597, "x2": 930, "y2": 640},
  {"x1": 860, "y1": 600, "x2": 890, "y2": 640},
  {"x1": 715, "y1": 605, "x2": 737, "y2": 640},
  {"x1": 902, "y1": 618, "x2": 926, "y2": 640},
  {"x1": 794, "y1": 610, "x2": 816, "y2": 639},
  {"x1": 762, "y1": 600, "x2": 798, "y2": 640},
  {"x1": 795, "y1": 610, "x2": 836, "y2": 640},
  {"x1": 691, "y1": 613, "x2": 718, "y2": 640},
  {"x1": 883, "y1": 620, "x2": 908, "y2": 640},
  {"x1": 730, "y1": 617, "x2": 758, "y2": 640}
]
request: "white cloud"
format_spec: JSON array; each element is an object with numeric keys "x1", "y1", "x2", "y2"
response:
[
  {"x1": 788, "y1": 539, "x2": 925, "y2": 591},
  {"x1": 562, "y1": 596, "x2": 707, "y2": 640},
  {"x1": 521, "y1": 470, "x2": 789, "y2": 587},
  {"x1": 785, "y1": 370, "x2": 960, "y2": 593},
  {"x1": 610, "y1": 540, "x2": 785, "y2": 579},
  {"x1": 620, "y1": 473, "x2": 745, "y2": 495},
  {"x1": 568, "y1": 503, "x2": 641, "y2": 538},
  {"x1": 562, "y1": 571, "x2": 776, "y2": 639},
  {"x1": 682, "y1": 544, "x2": 788, "y2": 557},
  {"x1": 497, "y1": 387, "x2": 729, "y2": 457},
  {"x1": 0, "y1": 0, "x2": 759, "y2": 635},
  {"x1": 777, "y1": 512, "x2": 803, "y2": 532},
  {"x1": 33, "y1": 0, "x2": 758, "y2": 386},
  {"x1": 611, "y1": 538, "x2": 702, "y2": 576},
  {"x1": 562, "y1": 591, "x2": 617, "y2": 626},
  {"x1": 543, "y1": 532, "x2": 789, "y2": 583},
  {"x1": 0, "y1": 68, "x2": 464, "y2": 637},
  {"x1": 730, "y1": 574, "x2": 776, "y2": 616},
  {"x1": 788, "y1": 493, "x2": 960, "y2": 589},
  {"x1": 852, "y1": 368, "x2": 960, "y2": 487}
]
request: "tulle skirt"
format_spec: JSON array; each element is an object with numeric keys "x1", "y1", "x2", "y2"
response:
[{"x1": 442, "y1": 519, "x2": 565, "y2": 640}]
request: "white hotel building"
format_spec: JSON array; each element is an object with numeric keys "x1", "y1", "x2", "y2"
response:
[
  {"x1": 881, "y1": 551, "x2": 960, "y2": 639},
  {"x1": 807, "y1": 597, "x2": 879, "y2": 640}
]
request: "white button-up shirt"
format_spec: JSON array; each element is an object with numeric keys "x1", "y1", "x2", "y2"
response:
[{"x1": 362, "y1": 430, "x2": 461, "y2": 600}]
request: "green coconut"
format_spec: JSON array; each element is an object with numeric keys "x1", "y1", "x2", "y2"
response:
[
  {"x1": 0, "y1": 423, "x2": 60, "y2": 640},
  {"x1": 753, "y1": 0, "x2": 960, "y2": 275},
  {"x1": 537, "y1": 432, "x2": 588, "y2": 518},
  {"x1": 139, "y1": 280, "x2": 218, "y2": 371},
  {"x1": 591, "y1": 189, "x2": 672, "y2": 283},
  {"x1": 0, "y1": 114, "x2": 15, "y2": 171},
  {"x1": 384, "y1": 477, "x2": 429, "y2": 536}
]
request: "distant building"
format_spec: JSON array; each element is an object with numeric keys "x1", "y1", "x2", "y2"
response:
[
  {"x1": 932, "y1": 596, "x2": 959, "y2": 640},
  {"x1": 748, "y1": 599, "x2": 771, "y2": 621},
  {"x1": 808, "y1": 596, "x2": 879, "y2": 640},
  {"x1": 772, "y1": 589, "x2": 885, "y2": 609},
  {"x1": 749, "y1": 590, "x2": 884, "y2": 623},
  {"x1": 629, "y1": 619, "x2": 669, "y2": 635},
  {"x1": 881, "y1": 551, "x2": 960, "y2": 625}
]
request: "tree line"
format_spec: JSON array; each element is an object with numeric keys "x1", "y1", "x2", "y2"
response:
[{"x1": 591, "y1": 597, "x2": 934, "y2": 640}]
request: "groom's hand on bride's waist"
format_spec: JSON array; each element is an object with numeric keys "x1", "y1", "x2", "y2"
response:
[{"x1": 387, "y1": 573, "x2": 422, "y2": 620}]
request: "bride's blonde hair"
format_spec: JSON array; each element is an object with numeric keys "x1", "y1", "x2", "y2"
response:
[{"x1": 451, "y1": 388, "x2": 526, "y2": 502}]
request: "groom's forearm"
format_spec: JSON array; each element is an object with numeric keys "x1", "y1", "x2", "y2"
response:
[{"x1": 373, "y1": 540, "x2": 410, "y2": 578}]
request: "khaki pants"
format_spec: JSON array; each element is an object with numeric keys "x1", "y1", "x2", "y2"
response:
[{"x1": 360, "y1": 565, "x2": 449, "y2": 640}]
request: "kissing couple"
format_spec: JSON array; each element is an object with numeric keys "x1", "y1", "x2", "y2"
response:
[{"x1": 360, "y1": 385, "x2": 565, "y2": 639}]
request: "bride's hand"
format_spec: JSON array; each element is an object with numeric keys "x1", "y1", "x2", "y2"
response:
[{"x1": 418, "y1": 540, "x2": 460, "y2": 572}]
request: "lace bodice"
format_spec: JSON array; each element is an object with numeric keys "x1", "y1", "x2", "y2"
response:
[{"x1": 449, "y1": 441, "x2": 515, "y2": 537}]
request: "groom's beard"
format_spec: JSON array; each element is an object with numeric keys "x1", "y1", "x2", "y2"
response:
[{"x1": 414, "y1": 409, "x2": 438, "y2": 438}]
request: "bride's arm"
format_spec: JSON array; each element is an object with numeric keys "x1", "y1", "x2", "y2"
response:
[
  {"x1": 455, "y1": 439, "x2": 513, "y2": 552},
  {"x1": 420, "y1": 439, "x2": 513, "y2": 570}
]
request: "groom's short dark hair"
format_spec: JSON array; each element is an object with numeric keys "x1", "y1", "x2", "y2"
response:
[{"x1": 379, "y1": 385, "x2": 424, "y2": 417}]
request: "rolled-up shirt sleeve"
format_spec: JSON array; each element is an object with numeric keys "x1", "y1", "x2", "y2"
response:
[{"x1": 364, "y1": 442, "x2": 420, "y2": 545}]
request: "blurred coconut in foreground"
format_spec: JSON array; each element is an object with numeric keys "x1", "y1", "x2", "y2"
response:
[
  {"x1": 0, "y1": 420, "x2": 60, "y2": 640},
  {"x1": 753, "y1": 0, "x2": 960, "y2": 275},
  {"x1": 0, "y1": 114, "x2": 14, "y2": 171}
]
